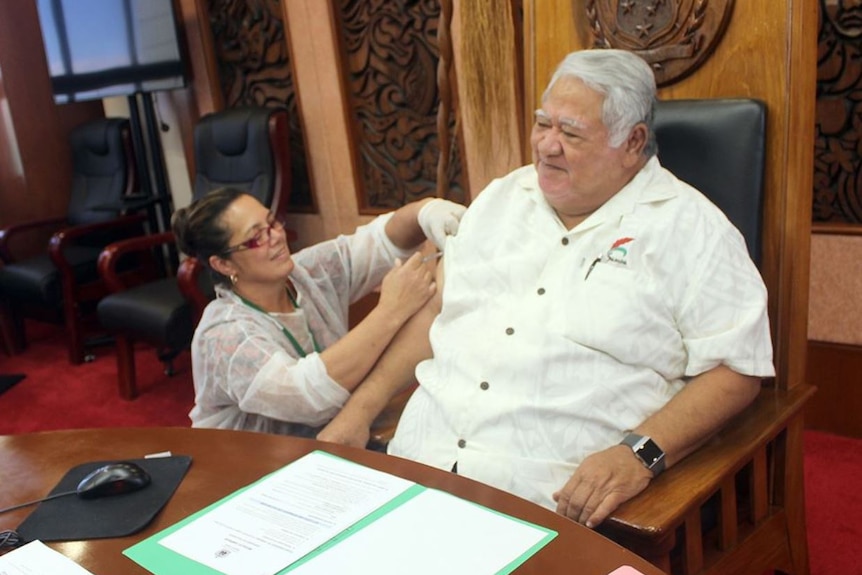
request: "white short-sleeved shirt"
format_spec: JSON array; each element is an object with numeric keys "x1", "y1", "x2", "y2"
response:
[
  {"x1": 388, "y1": 157, "x2": 775, "y2": 509},
  {"x1": 190, "y1": 213, "x2": 416, "y2": 436}
]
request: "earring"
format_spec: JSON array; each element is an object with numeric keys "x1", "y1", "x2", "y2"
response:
[{"x1": 230, "y1": 273, "x2": 238, "y2": 285}]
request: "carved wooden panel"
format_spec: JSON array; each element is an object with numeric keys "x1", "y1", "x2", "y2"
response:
[
  {"x1": 585, "y1": 0, "x2": 734, "y2": 87},
  {"x1": 334, "y1": 0, "x2": 466, "y2": 211},
  {"x1": 206, "y1": 0, "x2": 315, "y2": 211},
  {"x1": 815, "y1": 0, "x2": 862, "y2": 224}
]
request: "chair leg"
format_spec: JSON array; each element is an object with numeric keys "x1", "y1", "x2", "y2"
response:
[
  {"x1": 783, "y1": 417, "x2": 811, "y2": 575},
  {"x1": 0, "y1": 301, "x2": 25, "y2": 356},
  {"x1": 157, "y1": 347, "x2": 184, "y2": 377},
  {"x1": 63, "y1": 299, "x2": 86, "y2": 365},
  {"x1": 116, "y1": 334, "x2": 138, "y2": 400}
]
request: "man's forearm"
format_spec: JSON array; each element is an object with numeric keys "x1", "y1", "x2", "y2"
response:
[
  {"x1": 319, "y1": 257, "x2": 443, "y2": 447},
  {"x1": 340, "y1": 301, "x2": 435, "y2": 425},
  {"x1": 317, "y1": 293, "x2": 438, "y2": 447},
  {"x1": 635, "y1": 365, "x2": 761, "y2": 469},
  {"x1": 555, "y1": 365, "x2": 762, "y2": 527}
]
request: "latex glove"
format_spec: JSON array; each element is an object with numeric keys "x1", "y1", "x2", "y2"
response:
[{"x1": 417, "y1": 199, "x2": 467, "y2": 250}]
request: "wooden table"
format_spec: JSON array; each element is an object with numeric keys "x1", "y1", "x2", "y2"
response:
[{"x1": 0, "y1": 427, "x2": 663, "y2": 574}]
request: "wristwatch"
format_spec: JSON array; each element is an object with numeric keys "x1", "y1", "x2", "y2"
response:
[{"x1": 620, "y1": 433, "x2": 666, "y2": 476}]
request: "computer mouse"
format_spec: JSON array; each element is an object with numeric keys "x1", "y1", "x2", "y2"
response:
[{"x1": 76, "y1": 462, "x2": 151, "y2": 500}]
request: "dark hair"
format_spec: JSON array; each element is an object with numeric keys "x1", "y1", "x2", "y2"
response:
[{"x1": 172, "y1": 187, "x2": 248, "y2": 286}]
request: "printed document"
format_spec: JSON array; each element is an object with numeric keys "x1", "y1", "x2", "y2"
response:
[
  {"x1": 0, "y1": 540, "x2": 95, "y2": 575},
  {"x1": 158, "y1": 452, "x2": 413, "y2": 575}
]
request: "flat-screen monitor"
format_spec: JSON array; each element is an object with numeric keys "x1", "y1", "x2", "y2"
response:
[{"x1": 36, "y1": 0, "x2": 188, "y2": 104}]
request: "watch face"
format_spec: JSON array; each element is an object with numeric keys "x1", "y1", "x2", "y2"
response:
[{"x1": 636, "y1": 439, "x2": 665, "y2": 470}]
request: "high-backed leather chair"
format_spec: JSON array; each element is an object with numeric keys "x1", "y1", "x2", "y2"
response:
[
  {"x1": 597, "y1": 99, "x2": 814, "y2": 575},
  {"x1": 0, "y1": 117, "x2": 144, "y2": 364},
  {"x1": 193, "y1": 106, "x2": 292, "y2": 207},
  {"x1": 96, "y1": 107, "x2": 294, "y2": 399}
]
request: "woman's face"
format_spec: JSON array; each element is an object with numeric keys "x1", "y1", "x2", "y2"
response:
[
  {"x1": 824, "y1": 0, "x2": 862, "y2": 38},
  {"x1": 218, "y1": 194, "x2": 293, "y2": 285}
]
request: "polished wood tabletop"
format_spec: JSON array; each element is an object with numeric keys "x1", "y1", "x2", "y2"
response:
[{"x1": 0, "y1": 427, "x2": 663, "y2": 574}]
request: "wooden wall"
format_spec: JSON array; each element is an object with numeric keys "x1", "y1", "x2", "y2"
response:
[
  {"x1": 807, "y1": 227, "x2": 862, "y2": 437},
  {"x1": 807, "y1": 1, "x2": 862, "y2": 438},
  {"x1": 806, "y1": 341, "x2": 862, "y2": 438},
  {"x1": 171, "y1": 0, "x2": 474, "y2": 249}
]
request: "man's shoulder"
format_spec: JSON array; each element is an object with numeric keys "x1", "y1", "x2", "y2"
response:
[
  {"x1": 472, "y1": 164, "x2": 538, "y2": 206},
  {"x1": 640, "y1": 164, "x2": 734, "y2": 228},
  {"x1": 497, "y1": 164, "x2": 537, "y2": 189}
]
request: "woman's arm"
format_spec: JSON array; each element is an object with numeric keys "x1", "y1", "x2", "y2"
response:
[
  {"x1": 195, "y1": 313, "x2": 349, "y2": 427},
  {"x1": 317, "y1": 198, "x2": 463, "y2": 390},
  {"x1": 384, "y1": 198, "x2": 434, "y2": 249},
  {"x1": 385, "y1": 198, "x2": 467, "y2": 250}
]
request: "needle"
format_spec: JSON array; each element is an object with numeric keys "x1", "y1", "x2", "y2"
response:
[{"x1": 422, "y1": 252, "x2": 443, "y2": 263}]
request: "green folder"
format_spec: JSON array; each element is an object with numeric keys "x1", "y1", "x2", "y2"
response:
[{"x1": 124, "y1": 450, "x2": 557, "y2": 575}]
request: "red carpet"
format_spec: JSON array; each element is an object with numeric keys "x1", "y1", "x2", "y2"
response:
[
  {"x1": 0, "y1": 322, "x2": 193, "y2": 433},
  {"x1": 804, "y1": 430, "x2": 862, "y2": 575},
  {"x1": 1, "y1": 322, "x2": 860, "y2": 574}
]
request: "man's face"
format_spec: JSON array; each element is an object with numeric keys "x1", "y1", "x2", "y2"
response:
[
  {"x1": 530, "y1": 77, "x2": 644, "y2": 228},
  {"x1": 824, "y1": 0, "x2": 862, "y2": 38}
]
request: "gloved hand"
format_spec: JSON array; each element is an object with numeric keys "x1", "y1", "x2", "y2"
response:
[{"x1": 417, "y1": 199, "x2": 467, "y2": 250}]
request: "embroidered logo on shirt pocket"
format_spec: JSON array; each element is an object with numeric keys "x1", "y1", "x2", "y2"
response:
[
  {"x1": 607, "y1": 237, "x2": 634, "y2": 265},
  {"x1": 584, "y1": 237, "x2": 636, "y2": 280}
]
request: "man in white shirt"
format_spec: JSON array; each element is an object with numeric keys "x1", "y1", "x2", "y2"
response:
[{"x1": 318, "y1": 48, "x2": 774, "y2": 528}]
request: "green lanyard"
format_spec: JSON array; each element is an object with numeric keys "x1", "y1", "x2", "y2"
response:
[{"x1": 237, "y1": 288, "x2": 321, "y2": 358}]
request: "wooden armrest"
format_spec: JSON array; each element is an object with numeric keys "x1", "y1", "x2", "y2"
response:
[
  {"x1": 602, "y1": 383, "x2": 816, "y2": 543},
  {"x1": 0, "y1": 216, "x2": 68, "y2": 262},
  {"x1": 48, "y1": 214, "x2": 148, "y2": 251},
  {"x1": 177, "y1": 257, "x2": 213, "y2": 326},
  {"x1": 47, "y1": 214, "x2": 148, "y2": 268},
  {"x1": 98, "y1": 231, "x2": 177, "y2": 292}
]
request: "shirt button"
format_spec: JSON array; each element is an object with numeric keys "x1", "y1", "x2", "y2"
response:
[
  {"x1": 480, "y1": 381, "x2": 489, "y2": 390},
  {"x1": 561, "y1": 237, "x2": 569, "y2": 246},
  {"x1": 505, "y1": 327, "x2": 514, "y2": 335},
  {"x1": 537, "y1": 287, "x2": 545, "y2": 295},
  {"x1": 457, "y1": 439, "x2": 466, "y2": 448}
]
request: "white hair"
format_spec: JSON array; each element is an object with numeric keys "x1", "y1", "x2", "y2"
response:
[{"x1": 543, "y1": 49, "x2": 658, "y2": 157}]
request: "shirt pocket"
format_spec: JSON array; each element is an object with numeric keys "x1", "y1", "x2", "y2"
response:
[{"x1": 554, "y1": 262, "x2": 679, "y2": 369}]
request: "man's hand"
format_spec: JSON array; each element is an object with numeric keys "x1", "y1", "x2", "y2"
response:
[
  {"x1": 552, "y1": 445, "x2": 653, "y2": 528},
  {"x1": 317, "y1": 408, "x2": 372, "y2": 448}
]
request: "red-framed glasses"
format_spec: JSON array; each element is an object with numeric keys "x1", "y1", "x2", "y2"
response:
[{"x1": 221, "y1": 214, "x2": 284, "y2": 256}]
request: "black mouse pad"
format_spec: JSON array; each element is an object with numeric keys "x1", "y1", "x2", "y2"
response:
[{"x1": 16, "y1": 455, "x2": 192, "y2": 542}]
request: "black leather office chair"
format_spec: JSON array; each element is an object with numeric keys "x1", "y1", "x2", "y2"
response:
[
  {"x1": 97, "y1": 107, "x2": 294, "y2": 399},
  {"x1": 651, "y1": 98, "x2": 765, "y2": 266},
  {"x1": 0, "y1": 117, "x2": 144, "y2": 364}
]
